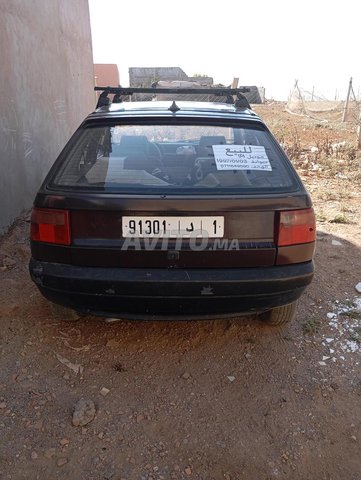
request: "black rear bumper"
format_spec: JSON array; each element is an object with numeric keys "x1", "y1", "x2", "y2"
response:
[{"x1": 29, "y1": 259, "x2": 314, "y2": 319}]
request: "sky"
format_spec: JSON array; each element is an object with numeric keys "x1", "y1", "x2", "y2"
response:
[{"x1": 88, "y1": 0, "x2": 360, "y2": 101}]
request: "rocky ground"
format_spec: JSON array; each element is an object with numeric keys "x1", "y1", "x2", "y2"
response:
[{"x1": 1, "y1": 103, "x2": 361, "y2": 480}]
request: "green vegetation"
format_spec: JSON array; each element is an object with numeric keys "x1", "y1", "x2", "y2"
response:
[
  {"x1": 330, "y1": 214, "x2": 352, "y2": 224},
  {"x1": 302, "y1": 317, "x2": 321, "y2": 334}
]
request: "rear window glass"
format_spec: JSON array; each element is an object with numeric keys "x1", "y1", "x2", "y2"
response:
[{"x1": 51, "y1": 123, "x2": 298, "y2": 194}]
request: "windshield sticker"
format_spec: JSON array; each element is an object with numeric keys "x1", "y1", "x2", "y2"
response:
[{"x1": 212, "y1": 145, "x2": 272, "y2": 171}]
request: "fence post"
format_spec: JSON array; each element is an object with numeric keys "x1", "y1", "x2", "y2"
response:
[{"x1": 342, "y1": 77, "x2": 353, "y2": 122}]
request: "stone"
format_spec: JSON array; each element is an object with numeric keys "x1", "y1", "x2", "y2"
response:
[
  {"x1": 15, "y1": 244, "x2": 30, "y2": 259},
  {"x1": 227, "y1": 376, "x2": 236, "y2": 382},
  {"x1": 106, "y1": 339, "x2": 120, "y2": 348},
  {"x1": 355, "y1": 282, "x2": 361, "y2": 293},
  {"x1": 31, "y1": 451, "x2": 38, "y2": 460},
  {"x1": 181, "y1": 372, "x2": 191, "y2": 380},
  {"x1": 3, "y1": 257, "x2": 16, "y2": 267},
  {"x1": 57, "y1": 458, "x2": 68, "y2": 467},
  {"x1": 185, "y1": 467, "x2": 192, "y2": 476},
  {"x1": 60, "y1": 438, "x2": 70, "y2": 446},
  {"x1": 100, "y1": 387, "x2": 110, "y2": 396},
  {"x1": 56, "y1": 353, "x2": 83, "y2": 375},
  {"x1": 72, "y1": 398, "x2": 96, "y2": 427},
  {"x1": 331, "y1": 239, "x2": 342, "y2": 246},
  {"x1": 44, "y1": 448, "x2": 56, "y2": 459}
]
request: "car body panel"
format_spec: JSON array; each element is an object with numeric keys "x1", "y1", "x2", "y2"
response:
[{"x1": 29, "y1": 99, "x2": 316, "y2": 319}]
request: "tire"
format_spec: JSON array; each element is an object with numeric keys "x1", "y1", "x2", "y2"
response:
[
  {"x1": 259, "y1": 301, "x2": 297, "y2": 326},
  {"x1": 49, "y1": 302, "x2": 82, "y2": 322}
]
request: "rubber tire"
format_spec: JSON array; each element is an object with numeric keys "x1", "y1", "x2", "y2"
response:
[
  {"x1": 259, "y1": 301, "x2": 297, "y2": 326},
  {"x1": 49, "y1": 302, "x2": 82, "y2": 322}
]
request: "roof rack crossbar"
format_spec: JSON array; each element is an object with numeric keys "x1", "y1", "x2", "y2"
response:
[
  {"x1": 95, "y1": 86, "x2": 250, "y2": 96},
  {"x1": 94, "y1": 86, "x2": 251, "y2": 109}
]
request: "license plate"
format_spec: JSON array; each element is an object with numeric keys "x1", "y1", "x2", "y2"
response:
[{"x1": 122, "y1": 216, "x2": 224, "y2": 238}]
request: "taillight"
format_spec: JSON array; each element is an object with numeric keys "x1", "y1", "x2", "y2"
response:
[
  {"x1": 276, "y1": 208, "x2": 316, "y2": 246},
  {"x1": 31, "y1": 208, "x2": 71, "y2": 245}
]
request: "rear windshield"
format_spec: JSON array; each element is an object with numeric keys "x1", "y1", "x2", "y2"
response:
[{"x1": 51, "y1": 122, "x2": 298, "y2": 194}]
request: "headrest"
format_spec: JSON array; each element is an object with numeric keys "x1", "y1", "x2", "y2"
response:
[
  {"x1": 119, "y1": 135, "x2": 149, "y2": 150},
  {"x1": 199, "y1": 135, "x2": 227, "y2": 147}
]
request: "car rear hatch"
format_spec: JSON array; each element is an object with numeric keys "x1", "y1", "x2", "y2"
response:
[{"x1": 31, "y1": 117, "x2": 316, "y2": 268}]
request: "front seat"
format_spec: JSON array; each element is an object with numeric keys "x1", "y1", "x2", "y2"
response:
[{"x1": 197, "y1": 135, "x2": 227, "y2": 157}]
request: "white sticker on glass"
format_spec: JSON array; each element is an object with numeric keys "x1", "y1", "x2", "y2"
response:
[{"x1": 212, "y1": 145, "x2": 272, "y2": 171}]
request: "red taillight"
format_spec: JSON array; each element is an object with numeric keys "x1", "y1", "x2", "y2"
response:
[
  {"x1": 31, "y1": 208, "x2": 71, "y2": 245},
  {"x1": 276, "y1": 208, "x2": 316, "y2": 246}
]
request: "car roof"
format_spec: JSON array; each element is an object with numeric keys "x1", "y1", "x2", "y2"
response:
[{"x1": 88, "y1": 101, "x2": 263, "y2": 123}]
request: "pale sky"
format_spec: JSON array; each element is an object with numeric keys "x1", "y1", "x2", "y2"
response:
[{"x1": 89, "y1": 0, "x2": 359, "y2": 101}]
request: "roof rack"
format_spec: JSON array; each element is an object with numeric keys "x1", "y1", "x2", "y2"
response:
[{"x1": 94, "y1": 86, "x2": 251, "y2": 110}]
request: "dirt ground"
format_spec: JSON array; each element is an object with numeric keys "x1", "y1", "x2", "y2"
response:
[{"x1": 1, "y1": 103, "x2": 361, "y2": 480}]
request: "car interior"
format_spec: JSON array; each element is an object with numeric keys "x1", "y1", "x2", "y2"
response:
[{"x1": 54, "y1": 128, "x2": 292, "y2": 190}]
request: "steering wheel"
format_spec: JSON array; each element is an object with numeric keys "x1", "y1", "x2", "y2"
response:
[{"x1": 148, "y1": 142, "x2": 163, "y2": 164}]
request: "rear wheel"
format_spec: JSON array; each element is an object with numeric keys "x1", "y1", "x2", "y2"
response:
[{"x1": 259, "y1": 301, "x2": 297, "y2": 326}]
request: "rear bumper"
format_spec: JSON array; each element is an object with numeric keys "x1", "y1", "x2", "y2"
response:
[{"x1": 29, "y1": 259, "x2": 314, "y2": 318}]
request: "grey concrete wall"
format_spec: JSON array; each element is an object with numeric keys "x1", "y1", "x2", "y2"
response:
[
  {"x1": 0, "y1": 0, "x2": 94, "y2": 234},
  {"x1": 242, "y1": 86, "x2": 264, "y2": 104}
]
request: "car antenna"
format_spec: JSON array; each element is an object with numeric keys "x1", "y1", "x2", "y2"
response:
[{"x1": 168, "y1": 101, "x2": 180, "y2": 113}]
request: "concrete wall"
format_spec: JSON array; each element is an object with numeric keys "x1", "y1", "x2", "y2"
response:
[
  {"x1": 242, "y1": 86, "x2": 264, "y2": 105},
  {"x1": 0, "y1": 0, "x2": 94, "y2": 234}
]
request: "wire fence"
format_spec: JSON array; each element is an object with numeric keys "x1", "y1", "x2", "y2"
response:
[{"x1": 286, "y1": 82, "x2": 360, "y2": 124}]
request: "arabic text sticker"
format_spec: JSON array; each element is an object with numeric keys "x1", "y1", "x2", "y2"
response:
[{"x1": 212, "y1": 145, "x2": 272, "y2": 171}]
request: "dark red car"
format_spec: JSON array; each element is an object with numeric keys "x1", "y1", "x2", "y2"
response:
[{"x1": 29, "y1": 87, "x2": 316, "y2": 324}]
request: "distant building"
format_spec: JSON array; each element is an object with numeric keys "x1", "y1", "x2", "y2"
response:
[
  {"x1": 129, "y1": 67, "x2": 213, "y2": 87},
  {"x1": 128, "y1": 66, "x2": 263, "y2": 104},
  {"x1": 94, "y1": 63, "x2": 120, "y2": 98}
]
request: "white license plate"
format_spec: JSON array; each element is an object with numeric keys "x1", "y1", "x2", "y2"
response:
[{"x1": 122, "y1": 216, "x2": 224, "y2": 238}]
